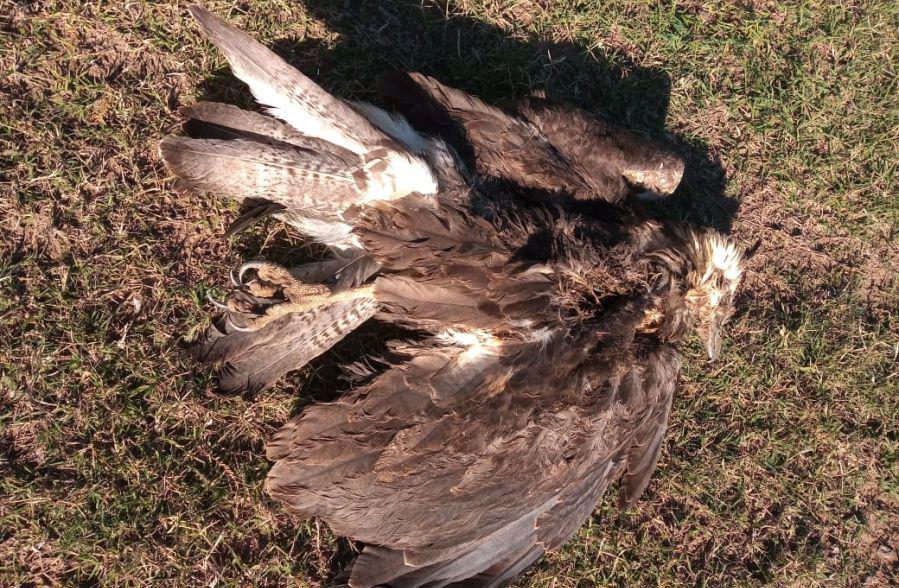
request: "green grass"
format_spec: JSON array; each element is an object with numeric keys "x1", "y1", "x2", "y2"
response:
[{"x1": 1, "y1": 0, "x2": 896, "y2": 585}]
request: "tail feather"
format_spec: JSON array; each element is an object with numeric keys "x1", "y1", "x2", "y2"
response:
[
  {"x1": 224, "y1": 199, "x2": 286, "y2": 237},
  {"x1": 194, "y1": 262, "x2": 378, "y2": 394},
  {"x1": 187, "y1": 4, "x2": 383, "y2": 154},
  {"x1": 159, "y1": 135, "x2": 362, "y2": 219}
]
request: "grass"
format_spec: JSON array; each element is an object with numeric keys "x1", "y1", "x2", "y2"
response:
[{"x1": 1, "y1": 0, "x2": 896, "y2": 585}]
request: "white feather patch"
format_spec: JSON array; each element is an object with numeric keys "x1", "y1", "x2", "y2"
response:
[
  {"x1": 691, "y1": 230, "x2": 744, "y2": 288},
  {"x1": 364, "y1": 151, "x2": 438, "y2": 202},
  {"x1": 710, "y1": 235, "x2": 743, "y2": 283},
  {"x1": 350, "y1": 101, "x2": 431, "y2": 154},
  {"x1": 348, "y1": 101, "x2": 438, "y2": 199},
  {"x1": 435, "y1": 328, "x2": 501, "y2": 365},
  {"x1": 275, "y1": 213, "x2": 361, "y2": 252}
]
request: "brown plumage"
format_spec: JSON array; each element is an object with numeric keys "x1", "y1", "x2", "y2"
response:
[
  {"x1": 377, "y1": 71, "x2": 685, "y2": 203},
  {"x1": 163, "y1": 5, "x2": 439, "y2": 253},
  {"x1": 163, "y1": 6, "x2": 745, "y2": 587},
  {"x1": 512, "y1": 96, "x2": 686, "y2": 197}
]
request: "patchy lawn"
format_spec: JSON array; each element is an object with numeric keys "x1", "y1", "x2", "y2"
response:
[{"x1": 1, "y1": 0, "x2": 896, "y2": 585}]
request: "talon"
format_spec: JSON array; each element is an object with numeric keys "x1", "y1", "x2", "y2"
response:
[
  {"x1": 225, "y1": 314, "x2": 255, "y2": 333},
  {"x1": 238, "y1": 261, "x2": 267, "y2": 285},
  {"x1": 225, "y1": 306, "x2": 283, "y2": 333},
  {"x1": 230, "y1": 269, "x2": 240, "y2": 287},
  {"x1": 232, "y1": 284, "x2": 376, "y2": 333},
  {"x1": 237, "y1": 261, "x2": 298, "y2": 291},
  {"x1": 206, "y1": 291, "x2": 230, "y2": 311}
]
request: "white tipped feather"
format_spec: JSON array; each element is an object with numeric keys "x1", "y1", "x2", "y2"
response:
[
  {"x1": 349, "y1": 102, "x2": 439, "y2": 198},
  {"x1": 435, "y1": 328, "x2": 502, "y2": 366},
  {"x1": 375, "y1": 152, "x2": 438, "y2": 200},
  {"x1": 689, "y1": 230, "x2": 744, "y2": 289},
  {"x1": 709, "y1": 235, "x2": 743, "y2": 283},
  {"x1": 435, "y1": 328, "x2": 500, "y2": 350}
]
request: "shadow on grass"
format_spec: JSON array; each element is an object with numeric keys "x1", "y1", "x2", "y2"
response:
[{"x1": 189, "y1": 0, "x2": 740, "y2": 580}]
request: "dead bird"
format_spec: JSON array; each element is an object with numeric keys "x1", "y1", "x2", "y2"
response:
[{"x1": 160, "y1": 6, "x2": 745, "y2": 587}]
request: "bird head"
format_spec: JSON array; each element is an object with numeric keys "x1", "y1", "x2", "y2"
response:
[
  {"x1": 680, "y1": 230, "x2": 744, "y2": 360},
  {"x1": 639, "y1": 225, "x2": 744, "y2": 359}
]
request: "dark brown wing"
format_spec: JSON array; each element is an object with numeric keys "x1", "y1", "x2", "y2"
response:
[
  {"x1": 377, "y1": 72, "x2": 591, "y2": 201},
  {"x1": 512, "y1": 97, "x2": 686, "y2": 198},
  {"x1": 265, "y1": 311, "x2": 682, "y2": 587},
  {"x1": 265, "y1": 333, "x2": 597, "y2": 587},
  {"x1": 357, "y1": 197, "x2": 557, "y2": 333},
  {"x1": 618, "y1": 344, "x2": 681, "y2": 507}
]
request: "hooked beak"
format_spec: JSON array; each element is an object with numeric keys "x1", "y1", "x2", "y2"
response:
[{"x1": 705, "y1": 327, "x2": 723, "y2": 361}]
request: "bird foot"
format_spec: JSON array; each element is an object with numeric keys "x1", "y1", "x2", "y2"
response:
[
  {"x1": 239, "y1": 261, "x2": 331, "y2": 302},
  {"x1": 221, "y1": 261, "x2": 374, "y2": 332},
  {"x1": 221, "y1": 261, "x2": 329, "y2": 331}
]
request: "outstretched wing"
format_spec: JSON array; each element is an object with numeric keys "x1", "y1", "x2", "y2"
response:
[
  {"x1": 377, "y1": 71, "x2": 589, "y2": 201},
  {"x1": 378, "y1": 72, "x2": 686, "y2": 203},
  {"x1": 266, "y1": 307, "x2": 682, "y2": 587}
]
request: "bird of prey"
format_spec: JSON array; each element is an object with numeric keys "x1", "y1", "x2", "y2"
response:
[{"x1": 161, "y1": 6, "x2": 745, "y2": 587}]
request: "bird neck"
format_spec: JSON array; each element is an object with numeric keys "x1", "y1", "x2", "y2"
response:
[
  {"x1": 638, "y1": 286, "x2": 692, "y2": 344},
  {"x1": 633, "y1": 231, "x2": 702, "y2": 343}
]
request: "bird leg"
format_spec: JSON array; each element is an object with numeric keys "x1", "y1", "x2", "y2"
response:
[
  {"x1": 230, "y1": 261, "x2": 373, "y2": 332},
  {"x1": 241, "y1": 262, "x2": 330, "y2": 301}
]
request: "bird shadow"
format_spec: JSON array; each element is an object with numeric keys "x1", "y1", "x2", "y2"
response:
[{"x1": 190, "y1": 0, "x2": 740, "y2": 582}]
